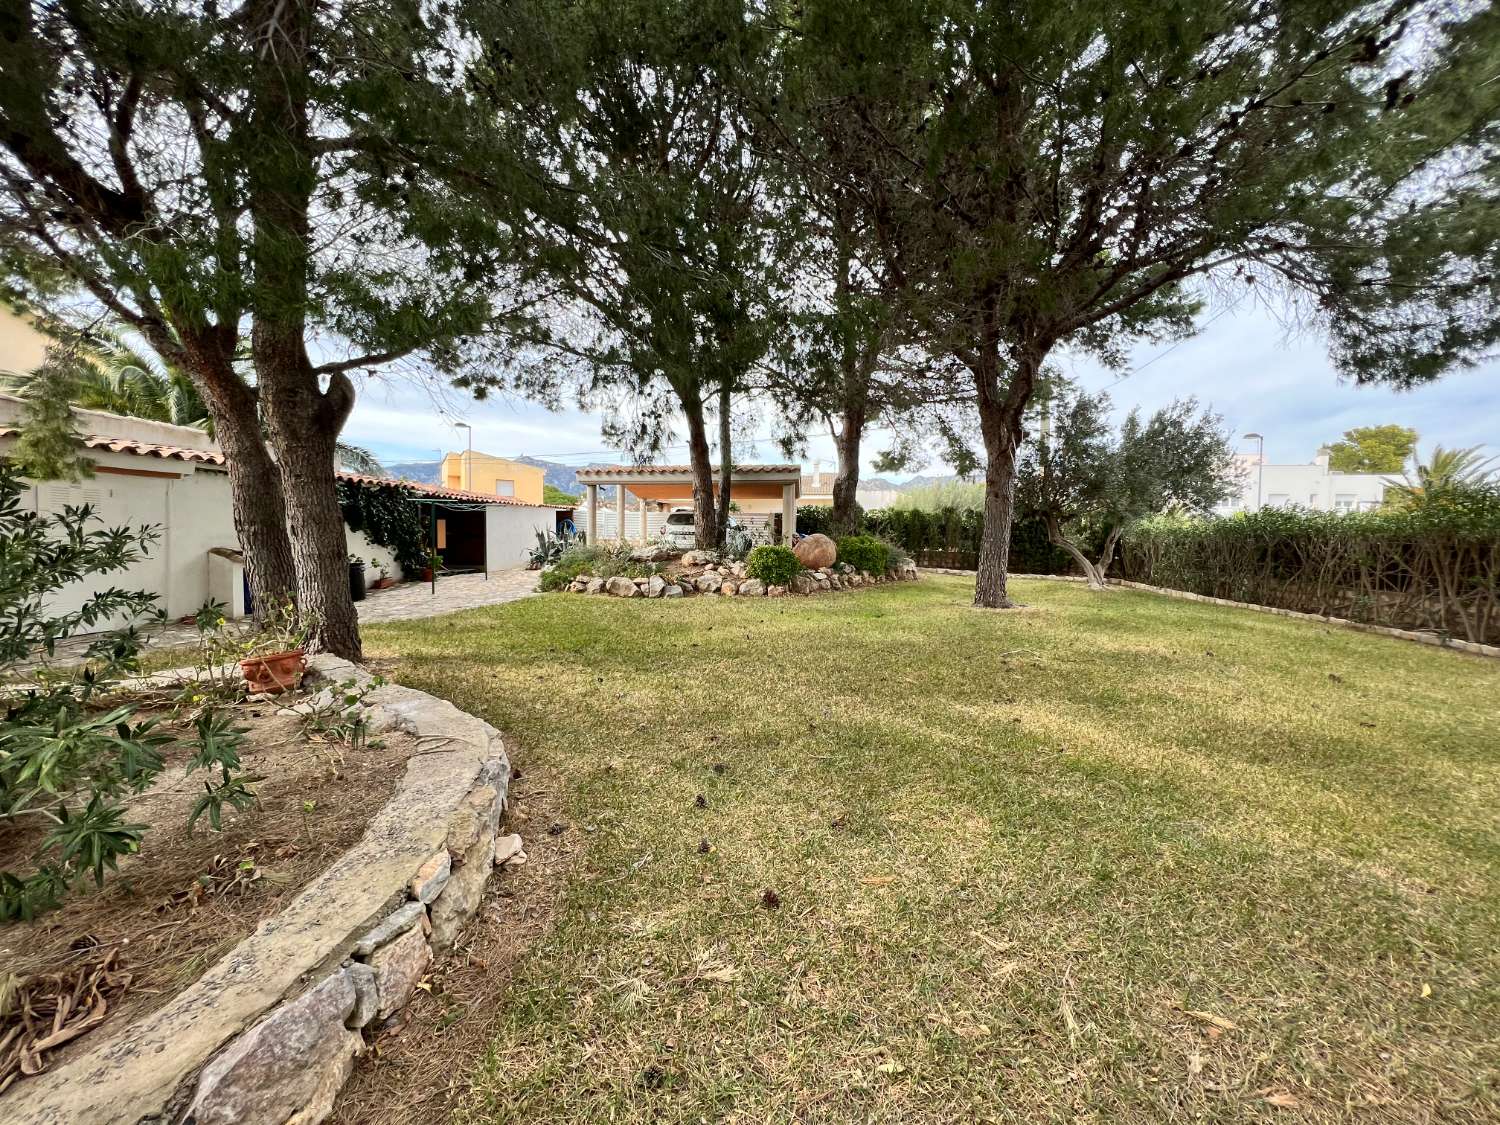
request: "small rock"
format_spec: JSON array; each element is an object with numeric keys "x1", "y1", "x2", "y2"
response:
[
  {"x1": 346, "y1": 962, "x2": 379, "y2": 1029},
  {"x1": 353, "y1": 901, "x2": 428, "y2": 957},
  {"x1": 695, "y1": 573, "x2": 723, "y2": 593},
  {"x1": 368, "y1": 924, "x2": 432, "y2": 1019},
  {"x1": 431, "y1": 829, "x2": 497, "y2": 954},
  {"x1": 408, "y1": 850, "x2": 451, "y2": 904},
  {"x1": 606, "y1": 575, "x2": 641, "y2": 597},
  {"x1": 790, "y1": 575, "x2": 815, "y2": 595},
  {"x1": 585, "y1": 577, "x2": 605, "y2": 594},
  {"x1": 631, "y1": 544, "x2": 680, "y2": 562},
  {"x1": 721, "y1": 581, "x2": 739, "y2": 596},
  {"x1": 647, "y1": 574, "x2": 667, "y2": 598},
  {"x1": 768, "y1": 584, "x2": 786, "y2": 597},
  {"x1": 493, "y1": 832, "x2": 525, "y2": 866},
  {"x1": 739, "y1": 578, "x2": 765, "y2": 597},
  {"x1": 662, "y1": 584, "x2": 684, "y2": 599}
]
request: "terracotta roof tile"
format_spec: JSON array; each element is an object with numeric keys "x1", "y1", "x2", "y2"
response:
[
  {"x1": 577, "y1": 463, "x2": 801, "y2": 478},
  {"x1": 0, "y1": 429, "x2": 559, "y2": 507}
]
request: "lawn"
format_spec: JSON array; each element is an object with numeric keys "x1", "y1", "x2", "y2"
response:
[{"x1": 364, "y1": 574, "x2": 1500, "y2": 1123}]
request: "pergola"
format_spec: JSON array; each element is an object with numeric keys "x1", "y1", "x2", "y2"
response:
[{"x1": 574, "y1": 464, "x2": 802, "y2": 543}]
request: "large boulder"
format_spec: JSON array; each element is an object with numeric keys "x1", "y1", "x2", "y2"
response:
[{"x1": 793, "y1": 533, "x2": 837, "y2": 570}]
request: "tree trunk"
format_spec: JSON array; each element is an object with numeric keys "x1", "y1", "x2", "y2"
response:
[
  {"x1": 194, "y1": 365, "x2": 297, "y2": 615},
  {"x1": 1045, "y1": 513, "x2": 1106, "y2": 590},
  {"x1": 714, "y1": 378, "x2": 733, "y2": 547},
  {"x1": 831, "y1": 404, "x2": 865, "y2": 535},
  {"x1": 1093, "y1": 523, "x2": 1125, "y2": 582},
  {"x1": 245, "y1": 0, "x2": 360, "y2": 659},
  {"x1": 682, "y1": 384, "x2": 716, "y2": 550},
  {"x1": 971, "y1": 339, "x2": 1041, "y2": 609}
]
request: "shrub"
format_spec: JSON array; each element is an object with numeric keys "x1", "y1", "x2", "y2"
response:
[
  {"x1": 836, "y1": 534, "x2": 891, "y2": 574},
  {"x1": 1124, "y1": 487, "x2": 1500, "y2": 643},
  {"x1": 746, "y1": 544, "x2": 801, "y2": 586}
]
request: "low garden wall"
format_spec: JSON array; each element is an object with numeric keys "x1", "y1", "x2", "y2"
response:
[
  {"x1": 562, "y1": 555, "x2": 919, "y2": 599},
  {"x1": 7, "y1": 656, "x2": 518, "y2": 1125}
]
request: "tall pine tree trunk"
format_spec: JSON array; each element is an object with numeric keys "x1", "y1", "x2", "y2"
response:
[
  {"x1": 971, "y1": 338, "x2": 1040, "y2": 609},
  {"x1": 831, "y1": 404, "x2": 865, "y2": 535},
  {"x1": 714, "y1": 378, "x2": 733, "y2": 547},
  {"x1": 189, "y1": 353, "x2": 297, "y2": 615},
  {"x1": 246, "y1": 0, "x2": 361, "y2": 659},
  {"x1": 682, "y1": 383, "x2": 717, "y2": 550}
]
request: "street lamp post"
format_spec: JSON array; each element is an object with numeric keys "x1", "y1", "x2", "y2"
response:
[
  {"x1": 1243, "y1": 432, "x2": 1264, "y2": 511},
  {"x1": 453, "y1": 422, "x2": 472, "y2": 491}
]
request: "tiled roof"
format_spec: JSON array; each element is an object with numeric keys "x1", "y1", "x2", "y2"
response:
[
  {"x1": 0, "y1": 429, "x2": 555, "y2": 507},
  {"x1": 0, "y1": 428, "x2": 227, "y2": 464},
  {"x1": 577, "y1": 463, "x2": 801, "y2": 478}
]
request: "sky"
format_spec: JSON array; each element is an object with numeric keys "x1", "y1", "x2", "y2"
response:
[{"x1": 340, "y1": 301, "x2": 1500, "y2": 479}]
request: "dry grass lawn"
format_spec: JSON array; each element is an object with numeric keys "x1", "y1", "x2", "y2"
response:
[{"x1": 364, "y1": 574, "x2": 1500, "y2": 1123}]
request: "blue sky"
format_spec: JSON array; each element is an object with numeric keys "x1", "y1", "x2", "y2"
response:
[{"x1": 341, "y1": 303, "x2": 1499, "y2": 478}]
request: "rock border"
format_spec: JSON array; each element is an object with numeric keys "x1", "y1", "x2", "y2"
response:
[
  {"x1": 6, "y1": 655, "x2": 518, "y2": 1125},
  {"x1": 561, "y1": 557, "x2": 921, "y2": 599},
  {"x1": 922, "y1": 568, "x2": 1500, "y2": 660}
]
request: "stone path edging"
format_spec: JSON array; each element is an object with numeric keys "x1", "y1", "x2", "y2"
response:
[
  {"x1": 920, "y1": 568, "x2": 1500, "y2": 659},
  {"x1": 6, "y1": 655, "x2": 513, "y2": 1125}
]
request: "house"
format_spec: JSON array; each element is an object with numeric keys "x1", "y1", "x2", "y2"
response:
[
  {"x1": 0, "y1": 395, "x2": 560, "y2": 621},
  {"x1": 0, "y1": 305, "x2": 52, "y2": 376},
  {"x1": 1217, "y1": 447, "x2": 1391, "y2": 514},
  {"x1": 439, "y1": 450, "x2": 546, "y2": 503}
]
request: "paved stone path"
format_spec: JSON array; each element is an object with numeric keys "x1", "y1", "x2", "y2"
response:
[{"x1": 35, "y1": 569, "x2": 542, "y2": 666}]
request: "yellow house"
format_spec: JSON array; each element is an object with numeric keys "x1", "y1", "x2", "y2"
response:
[
  {"x1": 440, "y1": 450, "x2": 545, "y2": 504},
  {"x1": 0, "y1": 305, "x2": 55, "y2": 376}
]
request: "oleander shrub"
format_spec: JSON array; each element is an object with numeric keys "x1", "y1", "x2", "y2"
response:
[
  {"x1": 1123, "y1": 486, "x2": 1500, "y2": 643},
  {"x1": 795, "y1": 505, "x2": 839, "y2": 537},
  {"x1": 746, "y1": 544, "x2": 801, "y2": 587},
  {"x1": 836, "y1": 534, "x2": 891, "y2": 575}
]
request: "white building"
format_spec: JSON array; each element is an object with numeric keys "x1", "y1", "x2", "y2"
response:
[
  {"x1": 1217, "y1": 447, "x2": 1391, "y2": 515},
  {"x1": 0, "y1": 395, "x2": 558, "y2": 621}
]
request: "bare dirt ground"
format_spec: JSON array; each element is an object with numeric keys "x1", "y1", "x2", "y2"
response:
[{"x1": 0, "y1": 701, "x2": 417, "y2": 1090}]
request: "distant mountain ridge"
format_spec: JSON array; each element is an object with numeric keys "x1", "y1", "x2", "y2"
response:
[{"x1": 383, "y1": 456, "x2": 588, "y2": 497}]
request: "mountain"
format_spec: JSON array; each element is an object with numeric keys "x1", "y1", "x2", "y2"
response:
[
  {"x1": 384, "y1": 460, "x2": 441, "y2": 484},
  {"x1": 383, "y1": 456, "x2": 584, "y2": 497}
]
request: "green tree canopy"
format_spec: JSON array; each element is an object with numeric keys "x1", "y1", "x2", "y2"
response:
[
  {"x1": 1327, "y1": 425, "x2": 1418, "y2": 473},
  {"x1": 770, "y1": 0, "x2": 1500, "y2": 608}
]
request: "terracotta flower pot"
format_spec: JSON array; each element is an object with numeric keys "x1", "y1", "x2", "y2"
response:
[{"x1": 240, "y1": 648, "x2": 307, "y2": 694}]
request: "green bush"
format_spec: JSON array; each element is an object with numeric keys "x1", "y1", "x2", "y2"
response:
[
  {"x1": 1124, "y1": 486, "x2": 1500, "y2": 643},
  {"x1": 540, "y1": 544, "x2": 659, "y2": 591},
  {"x1": 795, "y1": 505, "x2": 838, "y2": 537},
  {"x1": 836, "y1": 534, "x2": 891, "y2": 574},
  {"x1": 746, "y1": 544, "x2": 801, "y2": 586}
]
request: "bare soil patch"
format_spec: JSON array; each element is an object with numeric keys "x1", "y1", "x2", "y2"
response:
[
  {"x1": 0, "y1": 698, "x2": 417, "y2": 1091},
  {"x1": 329, "y1": 761, "x2": 578, "y2": 1125}
]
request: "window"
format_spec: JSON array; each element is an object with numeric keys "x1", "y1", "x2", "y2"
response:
[
  {"x1": 1334, "y1": 493, "x2": 1356, "y2": 513},
  {"x1": 1309, "y1": 493, "x2": 1320, "y2": 508},
  {"x1": 1267, "y1": 493, "x2": 1290, "y2": 508},
  {"x1": 495, "y1": 479, "x2": 515, "y2": 497}
]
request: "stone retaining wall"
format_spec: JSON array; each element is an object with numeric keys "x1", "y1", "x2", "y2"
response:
[
  {"x1": 6, "y1": 656, "x2": 518, "y2": 1125},
  {"x1": 922, "y1": 568, "x2": 1500, "y2": 660}
]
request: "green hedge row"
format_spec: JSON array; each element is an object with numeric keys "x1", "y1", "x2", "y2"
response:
[
  {"x1": 1123, "y1": 491, "x2": 1500, "y2": 644},
  {"x1": 797, "y1": 504, "x2": 1081, "y2": 575}
]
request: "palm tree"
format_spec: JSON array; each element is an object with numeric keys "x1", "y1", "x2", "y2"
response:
[
  {"x1": 1384, "y1": 444, "x2": 1497, "y2": 508},
  {"x1": 1, "y1": 328, "x2": 210, "y2": 428},
  {"x1": 3, "y1": 326, "x2": 385, "y2": 476}
]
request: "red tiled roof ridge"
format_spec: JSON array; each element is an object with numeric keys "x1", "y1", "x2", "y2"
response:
[{"x1": 577, "y1": 463, "x2": 800, "y2": 476}]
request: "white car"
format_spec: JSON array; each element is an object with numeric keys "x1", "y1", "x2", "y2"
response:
[
  {"x1": 659, "y1": 508, "x2": 745, "y2": 551},
  {"x1": 660, "y1": 509, "x2": 700, "y2": 550}
]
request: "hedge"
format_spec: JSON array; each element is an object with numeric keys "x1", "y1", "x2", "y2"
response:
[
  {"x1": 798, "y1": 502, "x2": 1083, "y2": 574},
  {"x1": 1122, "y1": 491, "x2": 1500, "y2": 644}
]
